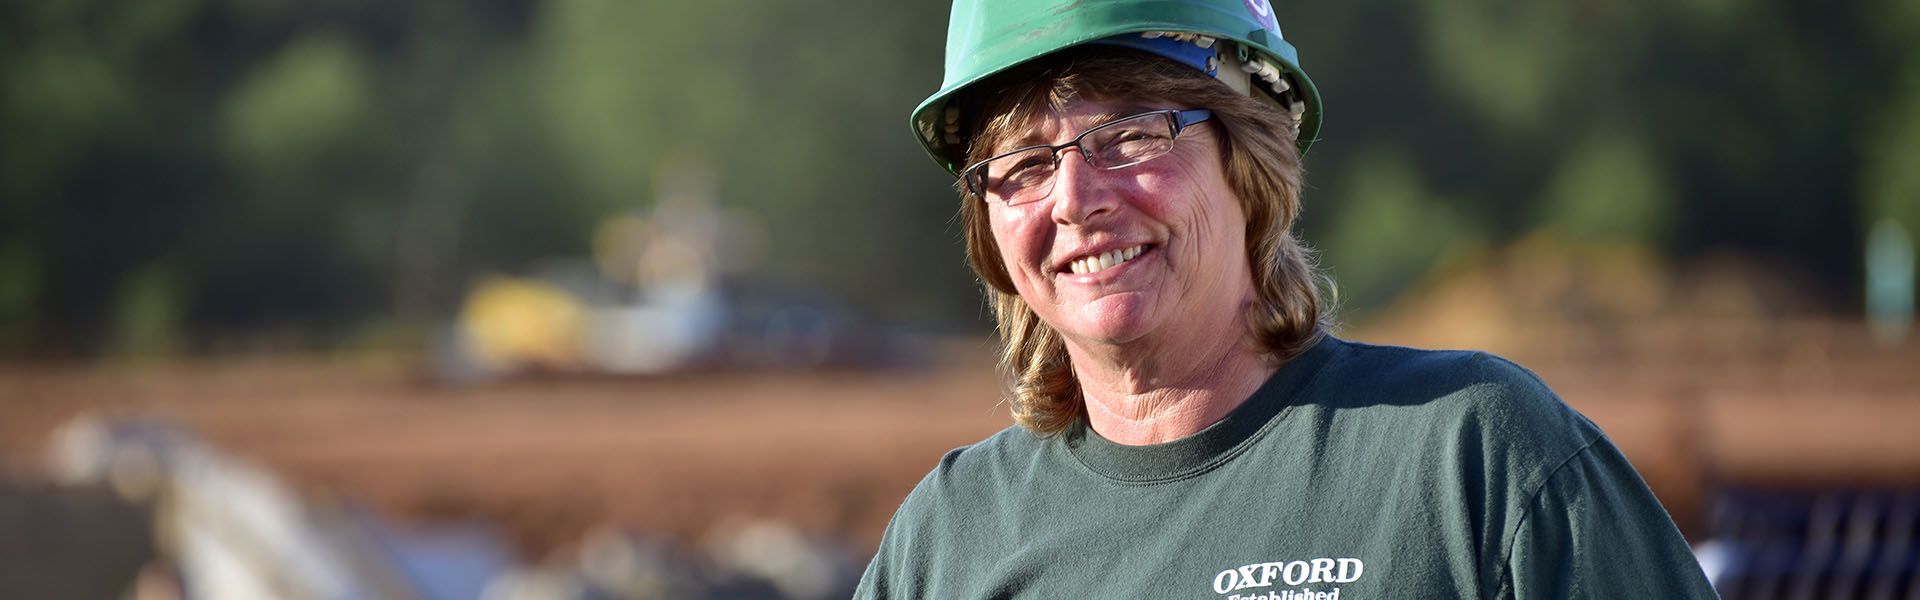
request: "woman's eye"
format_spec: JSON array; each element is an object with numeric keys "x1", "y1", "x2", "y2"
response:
[{"x1": 1003, "y1": 156, "x2": 1050, "y2": 179}]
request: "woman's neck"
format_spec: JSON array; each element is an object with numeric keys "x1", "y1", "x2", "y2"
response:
[{"x1": 1067, "y1": 329, "x2": 1278, "y2": 445}]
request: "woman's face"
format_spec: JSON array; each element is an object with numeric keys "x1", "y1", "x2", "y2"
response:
[{"x1": 985, "y1": 97, "x2": 1256, "y2": 356}]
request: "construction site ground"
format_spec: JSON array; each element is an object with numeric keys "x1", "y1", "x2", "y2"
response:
[{"x1": 4, "y1": 317, "x2": 1917, "y2": 565}]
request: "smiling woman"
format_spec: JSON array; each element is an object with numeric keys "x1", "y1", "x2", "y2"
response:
[
  {"x1": 956, "y1": 49, "x2": 1324, "y2": 437},
  {"x1": 979, "y1": 92, "x2": 1268, "y2": 441},
  {"x1": 856, "y1": 0, "x2": 1721, "y2": 598}
]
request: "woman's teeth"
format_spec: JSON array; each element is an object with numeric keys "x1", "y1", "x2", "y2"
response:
[{"x1": 1069, "y1": 245, "x2": 1145, "y2": 275}]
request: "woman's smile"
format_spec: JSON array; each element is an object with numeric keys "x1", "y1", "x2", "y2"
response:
[
  {"x1": 987, "y1": 98, "x2": 1251, "y2": 350},
  {"x1": 1063, "y1": 243, "x2": 1153, "y2": 276}
]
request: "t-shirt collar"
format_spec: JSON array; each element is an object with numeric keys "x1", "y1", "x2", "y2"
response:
[{"x1": 1065, "y1": 335, "x2": 1342, "y2": 483}]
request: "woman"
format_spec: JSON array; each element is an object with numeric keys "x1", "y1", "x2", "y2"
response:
[{"x1": 857, "y1": 1, "x2": 1719, "y2": 597}]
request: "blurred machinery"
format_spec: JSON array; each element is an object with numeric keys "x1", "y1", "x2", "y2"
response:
[{"x1": 435, "y1": 171, "x2": 913, "y2": 382}]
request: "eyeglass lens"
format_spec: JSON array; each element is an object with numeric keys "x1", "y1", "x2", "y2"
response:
[{"x1": 970, "y1": 111, "x2": 1182, "y2": 205}]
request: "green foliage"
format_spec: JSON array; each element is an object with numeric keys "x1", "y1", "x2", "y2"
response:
[
  {"x1": 527, "y1": 0, "x2": 968, "y2": 316},
  {"x1": 0, "y1": 0, "x2": 1914, "y2": 355},
  {"x1": 1537, "y1": 130, "x2": 1674, "y2": 244},
  {"x1": 0, "y1": 242, "x2": 38, "y2": 351},
  {"x1": 1860, "y1": 57, "x2": 1920, "y2": 235},
  {"x1": 110, "y1": 261, "x2": 187, "y2": 358},
  {"x1": 1, "y1": 41, "x2": 131, "y2": 202},
  {"x1": 223, "y1": 34, "x2": 372, "y2": 176},
  {"x1": 1417, "y1": 0, "x2": 1574, "y2": 133},
  {"x1": 532, "y1": 0, "x2": 681, "y2": 207},
  {"x1": 1289, "y1": 0, "x2": 1905, "y2": 313},
  {"x1": 1319, "y1": 149, "x2": 1483, "y2": 314}
]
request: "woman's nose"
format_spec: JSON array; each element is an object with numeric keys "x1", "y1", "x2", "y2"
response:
[{"x1": 1049, "y1": 148, "x2": 1117, "y2": 224}]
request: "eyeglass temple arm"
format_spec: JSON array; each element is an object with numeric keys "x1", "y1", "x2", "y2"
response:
[{"x1": 1175, "y1": 108, "x2": 1213, "y2": 130}]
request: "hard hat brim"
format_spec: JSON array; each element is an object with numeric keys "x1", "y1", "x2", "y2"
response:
[{"x1": 910, "y1": 1, "x2": 1324, "y2": 175}]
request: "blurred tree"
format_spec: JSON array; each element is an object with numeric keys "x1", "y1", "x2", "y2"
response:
[
  {"x1": 0, "y1": 0, "x2": 1912, "y2": 357},
  {"x1": 529, "y1": 0, "x2": 970, "y2": 323},
  {"x1": 1283, "y1": 0, "x2": 1911, "y2": 315},
  {"x1": 222, "y1": 33, "x2": 371, "y2": 178},
  {"x1": 1317, "y1": 149, "x2": 1483, "y2": 315},
  {"x1": 1860, "y1": 58, "x2": 1920, "y2": 237},
  {"x1": 1537, "y1": 129, "x2": 1674, "y2": 245},
  {"x1": 110, "y1": 261, "x2": 188, "y2": 357},
  {"x1": 0, "y1": 242, "x2": 38, "y2": 351}
]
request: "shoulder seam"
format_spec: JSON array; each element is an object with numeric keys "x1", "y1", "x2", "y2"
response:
[{"x1": 1492, "y1": 428, "x2": 1608, "y2": 595}]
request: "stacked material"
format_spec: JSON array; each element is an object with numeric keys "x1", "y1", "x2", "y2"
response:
[{"x1": 1695, "y1": 487, "x2": 1920, "y2": 599}]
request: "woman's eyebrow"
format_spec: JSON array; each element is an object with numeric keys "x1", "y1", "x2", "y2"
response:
[{"x1": 993, "y1": 109, "x2": 1141, "y2": 152}]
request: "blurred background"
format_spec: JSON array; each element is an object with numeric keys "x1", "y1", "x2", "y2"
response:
[{"x1": 0, "y1": 0, "x2": 1916, "y2": 598}]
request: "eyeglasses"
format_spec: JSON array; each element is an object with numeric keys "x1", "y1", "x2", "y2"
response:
[{"x1": 960, "y1": 108, "x2": 1213, "y2": 205}]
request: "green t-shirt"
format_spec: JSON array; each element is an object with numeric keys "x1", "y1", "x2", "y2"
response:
[{"x1": 856, "y1": 336, "x2": 1718, "y2": 599}]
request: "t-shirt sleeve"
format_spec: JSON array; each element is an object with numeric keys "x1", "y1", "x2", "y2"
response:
[
  {"x1": 1498, "y1": 434, "x2": 1720, "y2": 599},
  {"x1": 852, "y1": 533, "x2": 897, "y2": 600},
  {"x1": 854, "y1": 492, "x2": 925, "y2": 599},
  {"x1": 854, "y1": 453, "x2": 953, "y2": 600}
]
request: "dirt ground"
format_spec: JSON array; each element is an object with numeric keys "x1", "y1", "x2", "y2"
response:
[
  {"x1": 0, "y1": 342, "x2": 1012, "y2": 558},
  {"x1": 2, "y1": 320, "x2": 1917, "y2": 562}
]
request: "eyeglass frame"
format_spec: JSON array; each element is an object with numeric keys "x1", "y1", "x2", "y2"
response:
[{"x1": 958, "y1": 108, "x2": 1214, "y2": 203}]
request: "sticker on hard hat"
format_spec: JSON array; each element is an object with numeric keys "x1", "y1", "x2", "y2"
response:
[{"x1": 1242, "y1": 0, "x2": 1280, "y2": 33}]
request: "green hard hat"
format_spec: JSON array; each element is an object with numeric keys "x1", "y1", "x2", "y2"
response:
[{"x1": 911, "y1": 0, "x2": 1324, "y2": 175}]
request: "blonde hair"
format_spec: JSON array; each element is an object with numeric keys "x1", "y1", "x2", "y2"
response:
[{"x1": 954, "y1": 48, "x2": 1331, "y2": 435}]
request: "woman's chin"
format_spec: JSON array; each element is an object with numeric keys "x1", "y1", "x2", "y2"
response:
[{"x1": 1060, "y1": 307, "x2": 1161, "y2": 349}]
